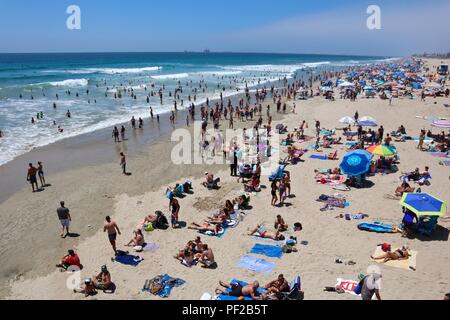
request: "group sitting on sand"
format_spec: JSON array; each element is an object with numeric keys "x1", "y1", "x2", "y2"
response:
[
  {"x1": 174, "y1": 236, "x2": 216, "y2": 268},
  {"x1": 215, "y1": 274, "x2": 292, "y2": 300}
]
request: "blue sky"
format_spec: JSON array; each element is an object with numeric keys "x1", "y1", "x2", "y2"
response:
[{"x1": 0, "y1": 0, "x2": 449, "y2": 55}]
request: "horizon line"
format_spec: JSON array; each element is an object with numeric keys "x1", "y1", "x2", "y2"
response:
[{"x1": 0, "y1": 50, "x2": 393, "y2": 58}]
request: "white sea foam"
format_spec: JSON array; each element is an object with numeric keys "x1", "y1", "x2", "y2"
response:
[
  {"x1": 86, "y1": 66, "x2": 162, "y2": 74},
  {"x1": 151, "y1": 73, "x2": 189, "y2": 80},
  {"x1": 196, "y1": 70, "x2": 243, "y2": 76},
  {"x1": 47, "y1": 79, "x2": 89, "y2": 87}
]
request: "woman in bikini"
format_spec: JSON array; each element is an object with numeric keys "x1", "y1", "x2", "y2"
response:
[
  {"x1": 270, "y1": 180, "x2": 278, "y2": 206},
  {"x1": 248, "y1": 224, "x2": 285, "y2": 241},
  {"x1": 371, "y1": 246, "x2": 410, "y2": 263}
]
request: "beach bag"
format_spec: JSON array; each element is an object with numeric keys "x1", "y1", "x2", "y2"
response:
[{"x1": 144, "y1": 223, "x2": 154, "y2": 232}]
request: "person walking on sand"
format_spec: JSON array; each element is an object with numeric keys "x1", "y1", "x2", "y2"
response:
[
  {"x1": 104, "y1": 216, "x2": 121, "y2": 256},
  {"x1": 120, "y1": 152, "x2": 127, "y2": 174},
  {"x1": 57, "y1": 201, "x2": 71, "y2": 238},
  {"x1": 27, "y1": 163, "x2": 39, "y2": 192},
  {"x1": 37, "y1": 161, "x2": 46, "y2": 188}
]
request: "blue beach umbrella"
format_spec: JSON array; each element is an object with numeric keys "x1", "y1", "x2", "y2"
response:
[
  {"x1": 339, "y1": 150, "x2": 373, "y2": 176},
  {"x1": 399, "y1": 193, "x2": 447, "y2": 217}
]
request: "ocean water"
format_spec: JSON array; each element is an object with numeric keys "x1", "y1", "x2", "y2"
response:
[{"x1": 0, "y1": 52, "x2": 389, "y2": 166}]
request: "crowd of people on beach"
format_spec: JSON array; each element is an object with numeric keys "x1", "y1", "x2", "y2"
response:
[{"x1": 19, "y1": 57, "x2": 450, "y2": 300}]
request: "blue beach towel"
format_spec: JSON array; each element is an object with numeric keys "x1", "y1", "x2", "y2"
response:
[
  {"x1": 158, "y1": 274, "x2": 186, "y2": 298},
  {"x1": 217, "y1": 279, "x2": 266, "y2": 301},
  {"x1": 310, "y1": 155, "x2": 329, "y2": 160},
  {"x1": 250, "y1": 243, "x2": 283, "y2": 259},
  {"x1": 114, "y1": 254, "x2": 143, "y2": 267},
  {"x1": 237, "y1": 255, "x2": 275, "y2": 273},
  {"x1": 358, "y1": 222, "x2": 396, "y2": 233}
]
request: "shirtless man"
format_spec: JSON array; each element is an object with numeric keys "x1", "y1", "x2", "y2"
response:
[
  {"x1": 264, "y1": 274, "x2": 290, "y2": 294},
  {"x1": 93, "y1": 265, "x2": 112, "y2": 291},
  {"x1": 199, "y1": 244, "x2": 216, "y2": 268},
  {"x1": 26, "y1": 163, "x2": 39, "y2": 192},
  {"x1": 216, "y1": 281, "x2": 262, "y2": 299},
  {"x1": 104, "y1": 216, "x2": 121, "y2": 255},
  {"x1": 274, "y1": 215, "x2": 288, "y2": 232},
  {"x1": 249, "y1": 224, "x2": 285, "y2": 241},
  {"x1": 202, "y1": 172, "x2": 215, "y2": 187}
]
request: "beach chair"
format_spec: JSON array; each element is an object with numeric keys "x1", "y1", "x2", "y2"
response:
[
  {"x1": 269, "y1": 165, "x2": 286, "y2": 182},
  {"x1": 415, "y1": 216, "x2": 438, "y2": 236}
]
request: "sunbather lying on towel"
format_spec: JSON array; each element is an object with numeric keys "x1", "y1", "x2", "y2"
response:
[
  {"x1": 207, "y1": 208, "x2": 229, "y2": 225},
  {"x1": 264, "y1": 274, "x2": 290, "y2": 294},
  {"x1": 216, "y1": 281, "x2": 262, "y2": 299},
  {"x1": 188, "y1": 222, "x2": 222, "y2": 235},
  {"x1": 371, "y1": 246, "x2": 410, "y2": 263},
  {"x1": 248, "y1": 224, "x2": 285, "y2": 241}
]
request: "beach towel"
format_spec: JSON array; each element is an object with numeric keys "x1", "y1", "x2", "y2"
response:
[
  {"x1": 310, "y1": 155, "x2": 329, "y2": 160},
  {"x1": 113, "y1": 254, "x2": 143, "y2": 267},
  {"x1": 430, "y1": 152, "x2": 449, "y2": 158},
  {"x1": 143, "y1": 274, "x2": 185, "y2": 298},
  {"x1": 250, "y1": 244, "x2": 283, "y2": 259},
  {"x1": 237, "y1": 255, "x2": 275, "y2": 273},
  {"x1": 335, "y1": 278, "x2": 359, "y2": 296},
  {"x1": 358, "y1": 222, "x2": 397, "y2": 233},
  {"x1": 216, "y1": 279, "x2": 267, "y2": 301},
  {"x1": 371, "y1": 246, "x2": 417, "y2": 271},
  {"x1": 198, "y1": 227, "x2": 227, "y2": 238},
  {"x1": 143, "y1": 242, "x2": 159, "y2": 252},
  {"x1": 252, "y1": 234, "x2": 285, "y2": 245}
]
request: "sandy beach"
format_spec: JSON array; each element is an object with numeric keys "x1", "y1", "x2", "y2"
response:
[{"x1": 1, "y1": 58, "x2": 450, "y2": 300}]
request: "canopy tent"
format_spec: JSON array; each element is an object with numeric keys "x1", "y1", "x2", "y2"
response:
[{"x1": 338, "y1": 81, "x2": 355, "y2": 88}]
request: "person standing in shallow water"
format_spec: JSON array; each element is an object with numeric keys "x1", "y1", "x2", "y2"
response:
[
  {"x1": 120, "y1": 126, "x2": 126, "y2": 141},
  {"x1": 112, "y1": 126, "x2": 120, "y2": 143}
]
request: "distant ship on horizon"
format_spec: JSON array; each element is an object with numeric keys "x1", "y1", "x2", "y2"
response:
[{"x1": 203, "y1": 49, "x2": 211, "y2": 53}]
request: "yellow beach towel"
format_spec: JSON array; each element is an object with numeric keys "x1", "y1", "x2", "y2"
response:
[{"x1": 371, "y1": 246, "x2": 417, "y2": 271}]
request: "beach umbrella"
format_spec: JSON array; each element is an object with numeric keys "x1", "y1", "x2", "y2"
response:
[
  {"x1": 339, "y1": 116, "x2": 355, "y2": 124},
  {"x1": 339, "y1": 150, "x2": 373, "y2": 176},
  {"x1": 363, "y1": 85, "x2": 375, "y2": 90},
  {"x1": 358, "y1": 121, "x2": 378, "y2": 127},
  {"x1": 399, "y1": 193, "x2": 447, "y2": 217},
  {"x1": 431, "y1": 120, "x2": 450, "y2": 128},
  {"x1": 338, "y1": 81, "x2": 355, "y2": 88},
  {"x1": 366, "y1": 144, "x2": 397, "y2": 157},
  {"x1": 359, "y1": 116, "x2": 377, "y2": 122}
]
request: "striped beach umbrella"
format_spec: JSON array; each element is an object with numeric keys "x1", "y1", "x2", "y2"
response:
[
  {"x1": 400, "y1": 193, "x2": 447, "y2": 217},
  {"x1": 431, "y1": 120, "x2": 450, "y2": 128},
  {"x1": 366, "y1": 144, "x2": 397, "y2": 157}
]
